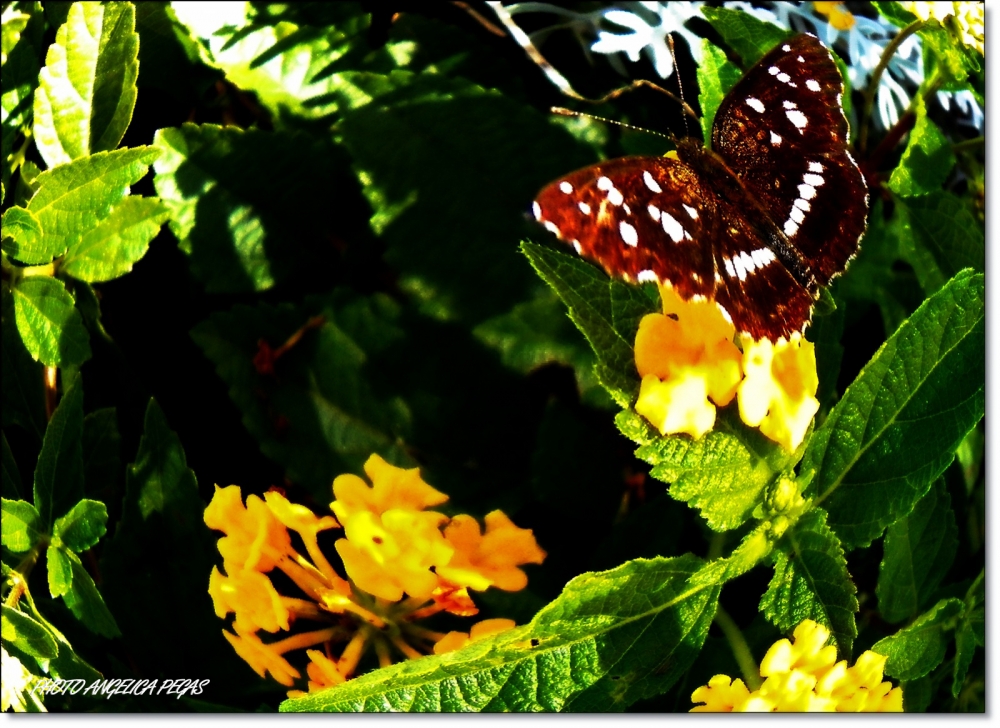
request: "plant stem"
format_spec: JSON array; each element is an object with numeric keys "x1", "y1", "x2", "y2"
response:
[
  {"x1": 714, "y1": 607, "x2": 761, "y2": 691},
  {"x1": 859, "y1": 19, "x2": 926, "y2": 154},
  {"x1": 951, "y1": 136, "x2": 984, "y2": 154}
]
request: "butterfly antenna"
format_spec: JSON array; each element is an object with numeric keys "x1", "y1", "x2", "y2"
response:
[
  {"x1": 488, "y1": 1, "x2": 698, "y2": 122},
  {"x1": 550, "y1": 107, "x2": 677, "y2": 144},
  {"x1": 667, "y1": 34, "x2": 691, "y2": 138}
]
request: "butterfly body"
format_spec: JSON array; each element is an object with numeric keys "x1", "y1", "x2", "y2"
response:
[{"x1": 533, "y1": 34, "x2": 868, "y2": 342}]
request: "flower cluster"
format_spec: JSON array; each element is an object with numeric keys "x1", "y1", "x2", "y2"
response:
[
  {"x1": 205, "y1": 454, "x2": 546, "y2": 696},
  {"x1": 691, "y1": 620, "x2": 903, "y2": 712},
  {"x1": 900, "y1": 1, "x2": 984, "y2": 56},
  {"x1": 634, "y1": 284, "x2": 819, "y2": 451}
]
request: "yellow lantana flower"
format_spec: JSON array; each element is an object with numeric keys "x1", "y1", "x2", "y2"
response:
[
  {"x1": 437, "y1": 511, "x2": 548, "y2": 592},
  {"x1": 207, "y1": 454, "x2": 545, "y2": 696},
  {"x1": 222, "y1": 624, "x2": 301, "y2": 687},
  {"x1": 737, "y1": 334, "x2": 820, "y2": 452},
  {"x1": 899, "y1": 1, "x2": 984, "y2": 56},
  {"x1": 633, "y1": 284, "x2": 742, "y2": 438},
  {"x1": 691, "y1": 619, "x2": 903, "y2": 712},
  {"x1": 335, "y1": 507, "x2": 453, "y2": 601},
  {"x1": 814, "y1": 1, "x2": 856, "y2": 30}
]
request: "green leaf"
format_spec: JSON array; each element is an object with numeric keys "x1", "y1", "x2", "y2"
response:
[
  {"x1": 472, "y1": 290, "x2": 610, "y2": 409},
  {"x1": 152, "y1": 123, "x2": 373, "y2": 293},
  {"x1": 190, "y1": 290, "x2": 413, "y2": 499},
  {"x1": 1, "y1": 289, "x2": 47, "y2": 441},
  {"x1": 0, "y1": 206, "x2": 42, "y2": 259},
  {"x1": 887, "y1": 96, "x2": 955, "y2": 197},
  {"x1": 339, "y1": 71, "x2": 595, "y2": 325},
  {"x1": 616, "y1": 408, "x2": 797, "y2": 532},
  {"x1": 876, "y1": 479, "x2": 957, "y2": 623},
  {"x1": 81, "y1": 407, "x2": 120, "y2": 498},
  {"x1": 282, "y1": 555, "x2": 719, "y2": 712},
  {"x1": 2, "y1": 432, "x2": 24, "y2": 499},
  {"x1": 170, "y1": 2, "x2": 377, "y2": 121},
  {"x1": 58, "y1": 546, "x2": 120, "y2": 637},
  {"x1": 1, "y1": 1, "x2": 44, "y2": 189},
  {"x1": 52, "y1": 498, "x2": 107, "y2": 552},
  {"x1": 10, "y1": 146, "x2": 159, "y2": 264},
  {"x1": 100, "y1": 399, "x2": 252, "y2": 684},
  {"x1": 522, "y1": 241, "x2": 655, "y2": 407},
  {"x1": 898, "y1": 192, "x2": 984, "y2": 295},
  {"x1": 11, "y1": 276, "x2": 91, "y2": 367},
  {"x1": 802, "y1": 270, "x2": 984, "y2": 549},
  {"x1": 760, "y1": 508, "x2": 859, "y2": 655},
  {"x1": 836, "y1": 199, "x2": 922, "y2": 337},
  {"x1": 697, "y1": 39, "x2": 742, "y2": 145},
  {"x1": 918, "y1": 21, "x2": 971, "y2": 86},
  {"x1": 700, "y1": 7, "x2": 790, "y2": 67},
  {"x1": 952, "y1": 570, "x2": 984, "y2": 697},
  {"x1": 46, "y1": 541, "x2": 72, "y2": 597},
  {"x1": 60, "y1": 196, "x2": 168, "y2": 282},
  {"x1": 32, "y1": 1, "x2": 138, "y2": 167},
  {"x1": 873, "y1": 598, "x2": 963, "y2": 681},
  {"x1": 0, "y1": 497, "x2": 42, "y2": 551},
  {"x1": 1, "y1": 605, "x2": 58, "y2": 660},
  {"x1": 32, "y1": 375, "x2": 84, "y2": 528},
  {"x1": 875, "y1": 2, "x2": 918, "y2": 28}
]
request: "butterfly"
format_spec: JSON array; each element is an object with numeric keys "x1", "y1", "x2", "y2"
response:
[{"x1": 532, "y1": 33, "x2": 868, "y2": 342}]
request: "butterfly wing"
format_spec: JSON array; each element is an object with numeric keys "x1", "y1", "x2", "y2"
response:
[
  {"x1": 533, "y1": 156, "x2": 718, "y2": 301},
  {"x1": 712, "y1": 33, "x2": 868, "y2": 285}
]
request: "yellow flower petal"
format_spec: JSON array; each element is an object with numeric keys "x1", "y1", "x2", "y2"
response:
[
  {"x1": 737, "y1": 334, "x2": 819, "y2": 452},
  {"x1": 635, "y1": 372, "x2": 717, "y2": 439},
  {"x1": 222, "y1": 627, "x2": 300, "y2": 687}
]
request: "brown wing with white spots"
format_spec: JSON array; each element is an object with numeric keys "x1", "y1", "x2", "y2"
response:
[
  {"x1": 533, "y1": 156, "x2": 720, "y2": 301},
  {"x1": 712, "y1": 33, "x2": 868, "y2": 286}
]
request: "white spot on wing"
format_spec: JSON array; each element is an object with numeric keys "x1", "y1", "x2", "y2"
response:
[
  {"x1": 784, "y1": 219, "x2": 799, "y2": 237},
  {"x1": 768, "y1": 66, "x2": 780, "y2": 75},
  {"x1": 786, "y1": 109, "x2": 808, "y2": 129},
  {"x1": 806, "y1": 79, "x2": 821, "y2": 92},
  {"x1": 637, "y1": 269, "x2": 657, "y2": 283},
  {"x1": 643, "y1": 170, "x2": 662, "y2": 193},
  {"x1": 607, "y1": 186, "x2": 624, "y2": 206},
  {"x1": 770, "y1": 131, "x2": 782, "y2": 145},
  {"x1": 572, "y1": 240, "x2": 582, "y2": 254},
  {"x1": 724, "y1": 257, "x2": 737, "y2": 278},
  {"x1": 732, "y1": 255, "x2": 748, "y2": 281},
  {"x1": 783, "y1": 100, "x2": 797, "y2": 109},
  {"x1": 661, "y1": 212, "x2": 684, "y2": 243},
  {"x1": 798, "y1": 184, "x2": 817, "y2": 200},
  {"x1": 544, "y1": 221, "x2": 560, "y2": 236},
  {"x1": 682, "y1": 204, "x2": 698, "y2": 220},
  {"x1": 596, "y1": 176, "x2": 613, "y2": 191},
  {"x1": 578, "y1": 201, "x2": 591, "y2": 215},
  {"x1": 647, "y1": 204, "x2": 661, "y2": 221},
  {"x1": 790, "y1": 206, "x2": 805, "y2": 224},
  {"x1": 619, "y1": 220, "x2": 638, "y2": 246},
  {"x1": 623, "y1": 203, "x2": 631, "y2": 215},
  {"x1": 746, "y1": 97, "x2": 765, "y2": 113},
  {"x1": 797, "y1": 55, "x2": 805, "y2": 62},
  {"x1": 716, "y1": 303, "x2": 733, "y2": 325},
  {"x1": 782, "y1": 44, "x2": 792, "y2": 51},
  {"x1": 559, "y1": 181, "x2": 573, "y2": 194},
  {"x1": 739, "y1": 251, "x2": 755, "y2": 273},
  {"x1": 777, "y1": 72, "x2": 791, "y2": 83},
  {"x1": 532, "y1": 201, "x2": 542, "y2": 220},
  {"x1": 803, "y1": 173, "x2": 824, "y2": 187},
  {"x1": 794, "y1": 198, "x2": 811, "y2": 212},
  {"x1": 808, "y1": 162, "x2": 824, "y2": 173}
]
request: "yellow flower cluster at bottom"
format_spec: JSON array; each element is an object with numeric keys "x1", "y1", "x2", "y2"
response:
[
  {"x1": 205, "y1": 454, "x2": 546, "y2": 697},
  {"x1": 690, "y1": 620, "x2": 903, "y2": 712}
]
